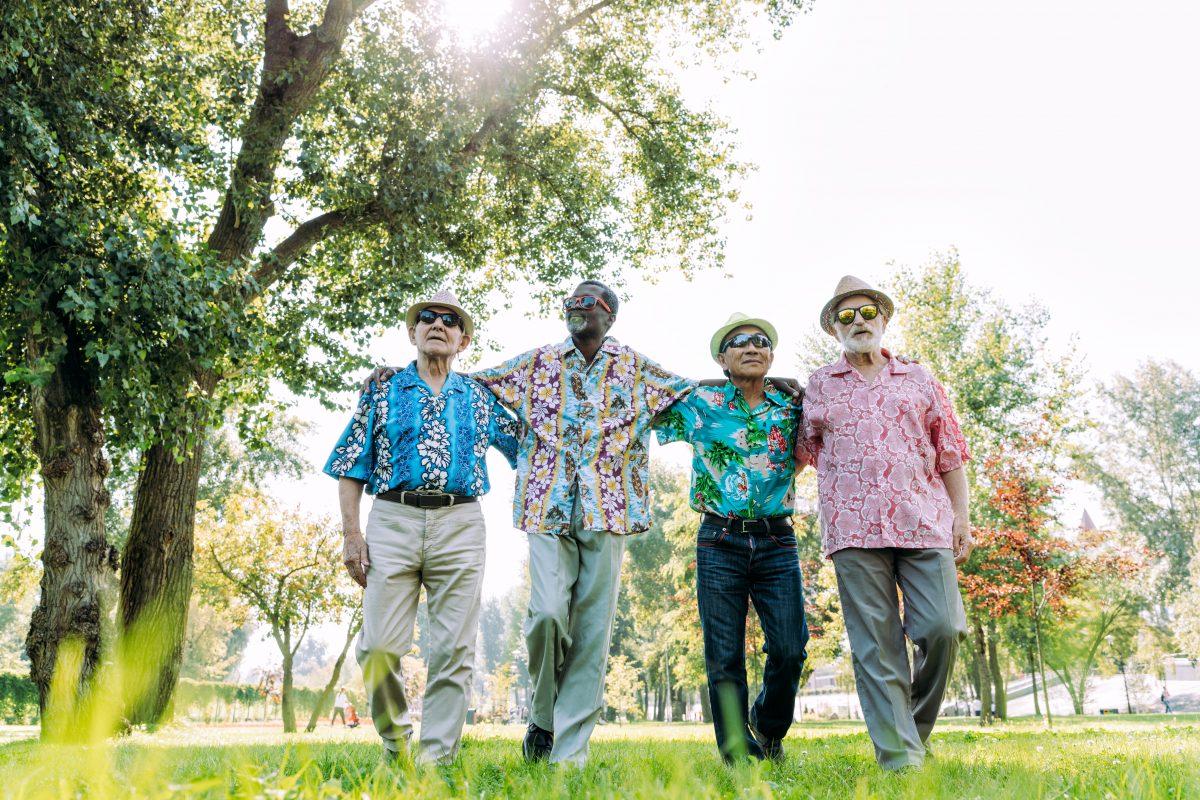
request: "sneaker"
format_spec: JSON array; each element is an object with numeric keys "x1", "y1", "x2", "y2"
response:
[{"x1": 522, "y1": 722, "x2": 553, "y2": 762}]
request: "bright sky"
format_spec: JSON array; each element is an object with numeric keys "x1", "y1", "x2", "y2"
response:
[{"x1": 281, "y1": 0, "x2": 1200, "y2": 604}]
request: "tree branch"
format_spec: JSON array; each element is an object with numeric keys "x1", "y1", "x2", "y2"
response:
[{"x1": 252, "y1": 202, "x2": 382, "y2": 292}]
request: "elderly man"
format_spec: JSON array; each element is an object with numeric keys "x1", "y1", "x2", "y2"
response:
[
  {"x1": 654, "y1": 312, "x2": 808, "y2": 763},
  {"x1": 325, "y1": 290, "x2": 518, "y2": 765},
  {"x1": 797, "y1": 275, "x2": 973, "y2": 771},
  {"x1": 471, "y1": 280, "x2": 696, "y2": 766}
]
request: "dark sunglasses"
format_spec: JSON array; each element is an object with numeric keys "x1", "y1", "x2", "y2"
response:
[
  {"x1": 720, "y1": 332, "x2": 773, "y2": 353},
  {"x1": 416, "y1": 309, "x2": 463, "y2": 329},
  {"x1": 835, "y1": 304, "x2": 880, "y2": 325},
  {"x1": 562, "y1": 294, "x2": 613, "y2": 313}
]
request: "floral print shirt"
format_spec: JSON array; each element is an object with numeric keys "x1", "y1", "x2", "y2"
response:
[
  {"x1": 323, "y1": 363, "x2": 518, "y2": 495},
  {"x1": 471, "y1": 337, "x2": 694, "y2": 535},
  {"x1": 654, "y1": 381, "x2": 800, "y2": 519},
  {"x1": 797, "y1": 350, "x2": 970, "y2": 558}
]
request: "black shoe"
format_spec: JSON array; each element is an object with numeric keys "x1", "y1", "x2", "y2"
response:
[
  {"x1": 749, "y1": 720, "x2": 784, "y2": 761},
  {"x1": 522, "y1": 722, "x2": 553, "y2": 762}
]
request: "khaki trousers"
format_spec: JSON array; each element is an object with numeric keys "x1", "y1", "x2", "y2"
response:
[
  {"x1": 831, "y1": 547, "x2": 967, "y2": 770},
  {"x1": 525, "y1": 501, "x2": 626, "y2": 766},
  {"x1": 356, "y1": 498, "x2": 486, "y2": 764}
]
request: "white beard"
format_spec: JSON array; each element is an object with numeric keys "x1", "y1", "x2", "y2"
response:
[
  {"x1": 566, "y1": 313, "x2": 587, "y2": 334},
  {"x1": 842, "y1": 329, "x2": 881, "y2": 354}
]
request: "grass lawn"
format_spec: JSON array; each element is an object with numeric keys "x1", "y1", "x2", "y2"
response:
[{"x1": 2, "y1": 715, "x2": 1198, "y2": 798}]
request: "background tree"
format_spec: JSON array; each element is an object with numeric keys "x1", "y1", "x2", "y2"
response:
[
  {"x1": 304, "y1": 605, "x2": 363, "y2": 732},
  {"x1": 1041, "y1": 530, "x2": 1154, "y2": 715},
  {"x1": 1075, "y1": 360, "x2": 1200, "y2": 604},
  {"x1": 196, "y1": 490, "x2": 349, "y2": 732},
  {"x1": 605, "y1": 654, "x2": 642, "y2": 723},
  {"x1": 2, "y1": 0, "x2": 814, "y2": 728}
]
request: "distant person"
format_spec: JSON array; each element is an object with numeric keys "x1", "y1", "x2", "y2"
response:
[
  {"x1": 331, "y1": 687, "x2": 350, "y2": 726},
  {"x1": 654, "y1": 312, "x2": 808, "y2": 763},
  {"x1": 1162, "y1": 686, "x2": 1172, "y2": 713},
  {"x1": 326, "y1": 290, "x2": 518, "y2": 765},
  {"x1": 797, "y1": 275, "x2": 974, "y2": 771}
]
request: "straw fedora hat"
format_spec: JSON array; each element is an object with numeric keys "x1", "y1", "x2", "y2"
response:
[
  {"x1": 709, "y1": 312, "x2": 778, "y2": 362},
  {"x1": 405, "y1": 289, "x2": 475, "y2": 338},
  {"x1": 819, "y1": 275, "x2": 894, "y2": 335}
]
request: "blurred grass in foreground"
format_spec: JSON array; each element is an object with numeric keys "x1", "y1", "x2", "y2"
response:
[{"x1": 1, "y1": 717, "x2": 1198, "y2": 799}]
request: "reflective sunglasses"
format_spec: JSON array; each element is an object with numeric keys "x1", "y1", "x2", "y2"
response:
[
  {"x1": 562, "y1": 294, "x2": 613, "y2": 313},
  {"x1": 720, "y1": 332, "x2": 773, "y2": 353},
  {"x1": 835, "y1": 303, "x2": 880, "y2": 326},
  {"x1": 416, "y1": 309, "x2": 463, "y2": 329}
]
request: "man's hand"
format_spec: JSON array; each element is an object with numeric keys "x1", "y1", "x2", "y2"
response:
[
  {"x1": 359, "y1": 365, "x2": 399, "y2": 395},
  {"x1": 952, "y1": 515, "x2": 974, "y2": 566},
  {"x1": 343, "y1": 529, "x2": 370, "y2": 587},
  {"x1": 767, "y1": 376, "x2": 804, "y2": 404}
]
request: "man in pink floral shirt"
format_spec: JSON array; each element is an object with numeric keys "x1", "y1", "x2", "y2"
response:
[{"x1": 797, "y1": 275, "x2": 973, "y2": 771}]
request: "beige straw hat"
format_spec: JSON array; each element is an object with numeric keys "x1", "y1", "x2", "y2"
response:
[
  {"x1": 819, "y1": 275, "x2": 895, "y2": 335},
  {"x1": 405, "y1": 289, "x2": 475, "y2": 338}
]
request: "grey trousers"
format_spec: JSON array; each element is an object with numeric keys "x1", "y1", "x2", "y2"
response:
[
  {"x1": 356, "y1": 498, "x2": 486, "y2": 764},
  {"x1": 831, "y1": 547, "x2": 967, "y2": 770},
  {"x1": 525, "y1": 508, "x2": 626, "y2": 766}
]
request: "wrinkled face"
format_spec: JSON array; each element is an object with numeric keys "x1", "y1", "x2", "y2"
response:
[
  {"x1": 409, "y1": 305, "x2": 470, "y2": 359},
  {"x1": 564, "y1": 282, "x2": 616, "y2": 339},
  {"x1": 833, "y1": 294, "x2": 887, "y2": 355},
  {"x1": 717, "y1": 325, "x2": 774, "y2": 380}
]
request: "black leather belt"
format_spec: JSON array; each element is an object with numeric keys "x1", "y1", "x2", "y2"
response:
[
  {"x1": 701, "y1": 512, "x2": 792, "y2": 536},
  {"x1": 377, "y1": 489, "x2": 477, "y2": 508}
]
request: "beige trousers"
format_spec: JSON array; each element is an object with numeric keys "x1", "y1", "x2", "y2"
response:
[
  {"x1": 525, "y1": 498, "x2": 626, "y2": 766},
  {"x1": 356, "y1": 498, "x2": 486, "y2": 764}
]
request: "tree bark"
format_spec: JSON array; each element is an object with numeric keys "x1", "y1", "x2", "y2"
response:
[
  {"x1": 281, "y1": 640, "x2": 296, "y2": 733},
  {"x1": 25, "y1": 343, "x2": 118, "y2": 741},
  {"x1": 1028, "y1": 649, "x2": 1042, "y2": 718},
  {"x1": 972, "y1": 617, "x2": 992, "y2": 726},
  {"x1": 306, "y1": 610, "x2": 362, "y2": 732},
  {"x1": 987, "y1": 619, "x2": 1006, "y2": 720},
  {"x1": 117, "y1": 419, "x2": 208, "y2": 726}
]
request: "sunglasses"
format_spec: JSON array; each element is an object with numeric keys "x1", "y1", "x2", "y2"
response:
[
  {"x1": 835, "y1": 304, "x2": 880, "y2": 326},
  {"x1": 720, "y1": 332, "x2": 773, "y2": 353},
  {"x1": 416, "y1": 309, "x2": 463, "y2": 329},
  {"x1": 562, "y1": 294, "x2": 613, "y2": 313}
]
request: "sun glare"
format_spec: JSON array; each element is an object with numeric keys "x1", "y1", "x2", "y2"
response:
[{"x1": 442, "y1": 0, "x2": 512, "y2": 41}]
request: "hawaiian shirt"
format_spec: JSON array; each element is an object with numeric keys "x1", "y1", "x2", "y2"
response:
[
  {"x1": 472, "y1": 337, "x2": 694, "y2": 535},
  {"x1": 654, "y1": 381, "x2": 799, "y2": 519},
  {"x1": 323, "y1": 362, "x2": 518, "y2": 495},
  {"x1": 797, "y1": 350, "x2": 970, "y2": 558}
]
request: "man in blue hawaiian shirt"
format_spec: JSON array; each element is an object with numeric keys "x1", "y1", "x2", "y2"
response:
[
  {"x1": 325, "y1": 290, "x2": 518, "y2": 766},
  {"x1": 654, "y1": 312, "x2": 809, "y2": 763}
]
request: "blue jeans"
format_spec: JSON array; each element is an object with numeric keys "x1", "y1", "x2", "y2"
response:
[{"x1": 695, "y1": 518, "x2": 809, "y2": 760}]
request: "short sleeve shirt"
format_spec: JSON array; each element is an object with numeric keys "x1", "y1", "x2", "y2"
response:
[
  {"x1": 654, "y1": 381, "x2": 799, "y2": 518},
  {"x1": 472, "y1": 337, "x2": 695, "y2": 535},
  {"x1": 323, "y1": 363, "x2": 519, "y2": 495},
  {"x1": 798, "y1": 351, "x2": 970, "y2": 557}
]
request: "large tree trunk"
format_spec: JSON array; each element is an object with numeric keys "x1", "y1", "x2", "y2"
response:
[
  {"x1": 306, "y1": 610, "x2": 363, "y2": 732},
  {"x1": 25, "y1": 346, "x2": 119, "y2": 741},
  {"x1": 117, "y1": 409, "x2": 208, "y2": 726}
]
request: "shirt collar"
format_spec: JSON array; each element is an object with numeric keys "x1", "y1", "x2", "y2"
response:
[
  {"x1": 394, "y1": 361, "x2": 466, "y2": 392},
  {"x1": 829, "y1": 347, "x2": 907, "y2": 375},
  {"x1": 722, "y1": 379, "x2": 790, "y2": 408},
  {"x1": 557, "y1": 335, "x2": 622, "y2": 357}
]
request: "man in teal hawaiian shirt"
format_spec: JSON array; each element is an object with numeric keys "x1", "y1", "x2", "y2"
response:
[
  {"x1": 471, "y1": 281, "x2": 695, "y2": 766},
  {"x1": 654, "y1": 312, "x2": 808, "y2": 764}
]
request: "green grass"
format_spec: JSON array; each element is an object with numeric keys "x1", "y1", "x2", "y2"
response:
[{"x1": 2, "y1": 716, "x2": 1199, "y2": 798}]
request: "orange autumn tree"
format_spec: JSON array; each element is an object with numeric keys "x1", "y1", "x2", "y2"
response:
[{"x1": 960, "y1": 451, "x2": 1080, "y2": 726}]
